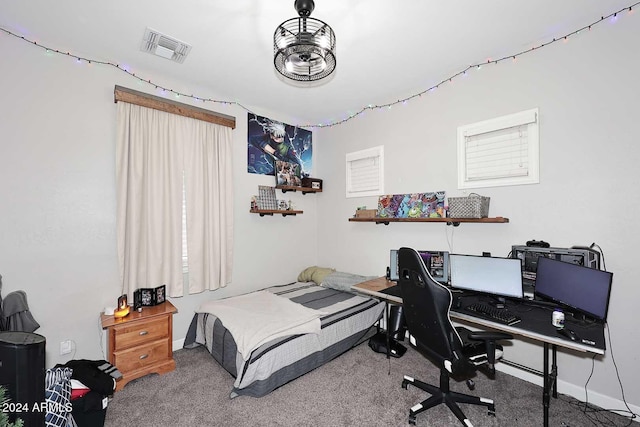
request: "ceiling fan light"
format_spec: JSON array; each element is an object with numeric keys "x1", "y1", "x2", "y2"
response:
[
  {"x1": 273, "y1": 0, "x2": 336, "y2": 82},
  {"x1": 285, "y1": 60, "x2": 295, "y2": 73}
]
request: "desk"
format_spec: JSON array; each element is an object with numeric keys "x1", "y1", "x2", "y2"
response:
[{"x1": 352, "y1": 277, "x2": 606, "y2": 427}]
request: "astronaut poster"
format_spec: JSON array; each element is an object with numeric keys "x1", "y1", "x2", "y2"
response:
[{"x1": 247, "y1": 113, "x2": 312, "y2": 177}]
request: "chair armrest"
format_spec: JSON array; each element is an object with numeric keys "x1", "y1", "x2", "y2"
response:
[
  {"x1": 467, "y1": 331, "x2": 513, "y2": 342},
  {"x1": 466, "y1": 331, "x2": 513, "y2": 374}
]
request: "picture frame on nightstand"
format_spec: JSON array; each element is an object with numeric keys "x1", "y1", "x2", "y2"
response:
[
  {"x1": 134, "y1": 285, "x2": 166, "y2": 309},
  {"x1": 134, "y1": 288, "x2": 154, "y2": 308},
  {"x1": 155, "y1": 285, "x2": 166, "y2": 305}
]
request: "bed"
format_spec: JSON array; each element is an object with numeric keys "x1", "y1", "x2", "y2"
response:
[{"x1": 183, "y1": 271, "x2": 384, "y2": 398}]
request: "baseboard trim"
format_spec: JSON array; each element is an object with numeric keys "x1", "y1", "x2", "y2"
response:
[
  {"x1": 173, "y1": 338, "x2": 185, "y2": 352},
  {"x1": 496, "y1": 363, "x2": 640, "y2": 422}
]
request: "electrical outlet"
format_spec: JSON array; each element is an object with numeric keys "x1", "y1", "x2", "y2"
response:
[{"x1": 60, "y1": 340, "x2": 72, "y2": 355}]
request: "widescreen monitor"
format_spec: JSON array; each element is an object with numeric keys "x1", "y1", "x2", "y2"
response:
[
  {"x1": 449, "y1": 254, "x2": 524, "y2": 299},
  {"x1": 534, "y1": 256, "x2": 613, "y2": 322}
]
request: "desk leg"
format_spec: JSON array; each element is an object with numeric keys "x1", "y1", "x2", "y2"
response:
[
  {"x1": 542, "y1": 343, "x2": 559, "y2": 427},
  {"x1": 552, "y1": 344, "x2": 558, "y2": 398},
  {"x1": 385, "y1": 301, "x2": 391, "y2": 359},
  {"x1": 543, "y1": 343, "x2": 550, "y2": 427}
]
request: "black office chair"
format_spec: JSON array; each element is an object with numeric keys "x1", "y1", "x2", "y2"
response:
[{"x1": 397, "y1": 247, "x2": 513, "y2": 426}]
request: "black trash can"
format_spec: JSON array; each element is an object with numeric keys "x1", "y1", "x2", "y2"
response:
[{"x1": 0, "y1": 331, "x2": 46, "y2": 427}]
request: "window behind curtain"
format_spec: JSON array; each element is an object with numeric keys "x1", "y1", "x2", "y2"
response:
[{"x1": 116, "y1": 102, "x2": 233, "y2": 298}]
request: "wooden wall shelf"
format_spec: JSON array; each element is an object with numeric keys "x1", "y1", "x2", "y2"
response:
[
  {"x1": 250, "y1": 209, "x2": 303, "y2": 217},
  {"x1": 348, "y1": 216, "x2": 509, "y2": 227},
  {"x1": 276, "y1": 185, "x2": 322, "y2": 195}
]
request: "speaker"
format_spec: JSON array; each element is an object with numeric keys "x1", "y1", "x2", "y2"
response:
[{"x1": 0, "y1": 331, "x2": 46, "y2": 427}]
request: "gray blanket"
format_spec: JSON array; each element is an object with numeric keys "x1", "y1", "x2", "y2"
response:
[{"x1": 0, "y1": 274, "x2": 40, "y2": 332}]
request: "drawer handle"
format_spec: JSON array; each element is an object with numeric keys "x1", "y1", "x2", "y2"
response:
[
  {"x1": 139, "y1": 354, "x2": 149, "y2": 360},
  {"x1": 139, "y1": 331, "x2": 148, "y2": 336}
]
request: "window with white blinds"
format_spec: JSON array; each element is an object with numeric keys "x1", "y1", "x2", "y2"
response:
[
  {"x1": 346, "y1": 146, "x2": 384, "y2": 198},
  {"x1": 457, "y1": 108, "x2": 539, "y2": 189}
]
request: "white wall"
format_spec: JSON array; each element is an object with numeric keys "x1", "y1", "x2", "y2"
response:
[
  {"x1": 0, "y1": 36, "x2": 318, "y2": 367},
  {"x1": 2, "y1": 8, "x2": 638, "y2": 414},
  {"x1": 315, "y1": 16, "x2": 640, "y2": 409}
]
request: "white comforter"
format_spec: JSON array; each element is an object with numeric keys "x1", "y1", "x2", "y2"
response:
[{"x1": 196, "y1": 290, "x2": 326, "y2": 360}]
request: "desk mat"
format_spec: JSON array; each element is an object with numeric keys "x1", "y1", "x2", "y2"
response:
[{"x1": 381, "y1": 285, "x2": 401, "y2": 297}]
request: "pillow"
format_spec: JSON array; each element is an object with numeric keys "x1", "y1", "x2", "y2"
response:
[
  {"x1": 320, "y1": 271, "x2": 378, "y2": 293},
  {"x1": 297, "y1": 266, "x2": 336, "y2": 284}
]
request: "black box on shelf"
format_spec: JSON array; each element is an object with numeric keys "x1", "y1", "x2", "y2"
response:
[{"x1": 302, "y1": 177, "x2": 322, "y2": 190}]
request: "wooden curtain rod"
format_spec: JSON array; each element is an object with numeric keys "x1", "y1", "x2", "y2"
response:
[{"x1": 114, "y1": 85, "x2": 236, "y2": 129}]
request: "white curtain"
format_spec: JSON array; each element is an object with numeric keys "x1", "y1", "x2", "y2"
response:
[
  {"x1": 183, "y1": 117, "x2": 234, "y2": 294},
  {"x1": 116, "y1": 102, "x2": 233, "y2": 298}
]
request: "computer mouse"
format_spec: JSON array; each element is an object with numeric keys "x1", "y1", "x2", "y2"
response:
[{"x1": 557, "y1": 328, "x2": 579, "y2": 341}]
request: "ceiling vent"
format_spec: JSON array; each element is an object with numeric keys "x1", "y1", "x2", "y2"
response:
[{"x1": 141, "y1": 28, "x2": 192, "y2": 63}]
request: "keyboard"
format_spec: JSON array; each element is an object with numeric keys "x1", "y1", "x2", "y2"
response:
[{"x1": 464, "y1": 303, "x2": 522, "y2": 325}]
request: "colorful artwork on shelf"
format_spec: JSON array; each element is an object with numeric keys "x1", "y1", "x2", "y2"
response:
[{"x1": 377, "y1": 192, "x2": 446, "y2": 218}]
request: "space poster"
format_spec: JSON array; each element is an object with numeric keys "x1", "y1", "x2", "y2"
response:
[{"x1": 247, "y1": 113, "x2": 312, "y2": 177}]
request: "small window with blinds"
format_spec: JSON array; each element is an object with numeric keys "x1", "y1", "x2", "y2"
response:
[
  {"x1": 346, "y1": 146, "x2": 384, "y2": 198},
  {"x1": 457, "y1": 108, "x2": 539, "y2": 189}
]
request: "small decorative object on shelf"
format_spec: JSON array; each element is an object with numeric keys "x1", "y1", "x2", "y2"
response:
[
  {"x1": 355, "y1": 208, "x2": 377, "y2": 218},
  {"x1": 302, "y1": 177, "x2": 322, "y2": 190},
  {"x1": 258, "y1": 185, "x2": 278, "y2": 210},
  {"x1": 447, "y1": 193, "x2": 490, "y2": 218},
  {"x1": 275, "y1": 160, "x2": 303, "y2": 187}
]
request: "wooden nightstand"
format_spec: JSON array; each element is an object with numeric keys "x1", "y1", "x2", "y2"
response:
[{"x1": 101, "y1": 301, "x2": 177, "y2": 391}]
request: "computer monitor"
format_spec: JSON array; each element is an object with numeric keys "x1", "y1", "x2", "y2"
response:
[
  {"x1": 534, "y1": 256, "x2": 613, "y2": 322},
  {"x1": 390, "y1": 249, "x2": 449, "y2": 283},
  {"x1": 449, "y1": 254, "x2": 524, "y2": 299}
]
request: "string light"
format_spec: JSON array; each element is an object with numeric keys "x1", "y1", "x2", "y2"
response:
[{"x1": 1, "y1": 2, "x2": 637, "y2": 129}]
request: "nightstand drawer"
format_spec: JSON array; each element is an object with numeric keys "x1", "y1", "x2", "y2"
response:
[
  {"x1": 114, "y1": 339, "x2": 170, "y2": 373},
  {"x1": 113, "y1": 316, "x2": 169, "y2": 350}
]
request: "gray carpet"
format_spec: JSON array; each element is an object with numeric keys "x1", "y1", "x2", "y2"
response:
[{"x1": 104, "y1": 343, "x2": 630, "y2": 426}]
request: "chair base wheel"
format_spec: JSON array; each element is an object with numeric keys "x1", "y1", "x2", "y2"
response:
[
  {"x1": 408, "y1": 415, "x2": 417, "y2": 425},
  {"x1": 488, "y1": 404, "x2": 496, "y2": 416},
  {"x1": 401, "y1": 379, "x2": 409, "y2": 390}
]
